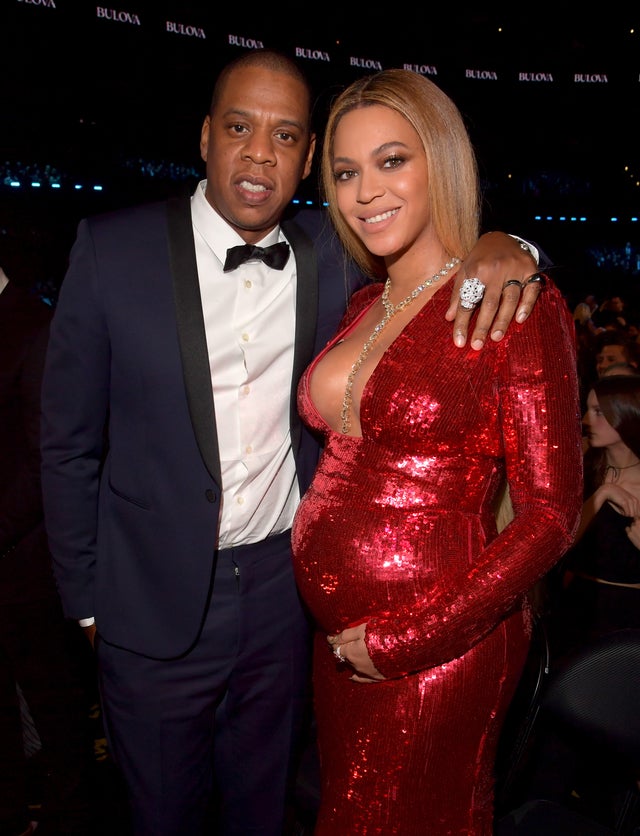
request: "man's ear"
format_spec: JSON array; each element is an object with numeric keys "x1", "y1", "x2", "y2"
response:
[
  {"x1": 301, "y1": 133, "x2": 317, "y2": 181},
  {"x1": 200, "y1": 116, "x2": 211, "y2": 162}
]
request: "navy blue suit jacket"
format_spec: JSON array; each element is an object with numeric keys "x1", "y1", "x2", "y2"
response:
[{"x1": 41, "y1": 194, "x2": 360, "y2": 659}]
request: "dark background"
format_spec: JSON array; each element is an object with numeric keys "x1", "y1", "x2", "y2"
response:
[{"x1": 2, "y1": 1, "x2": 639, "y2": 307}]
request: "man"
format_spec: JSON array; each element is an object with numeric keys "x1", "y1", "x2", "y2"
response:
[
  {"x1": 41, "y1": 50, "x2": 542, "y2": 836},
  {"x1": 595, "y1": 329, "x2": 639, "y2": 378},
  {"x1": 0, "y1": 252, "x2": 92, "y2": 836}
]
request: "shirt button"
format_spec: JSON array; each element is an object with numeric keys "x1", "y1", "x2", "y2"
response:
[
  {"x1": 242, "y1": 385, "x2": 250, "y2": 396},
  {"x1": 237, "y1": 496, "x2": 244, "y2": 505},
  {"x1": 245, "y1": 445, "x2": 253, "y2": 454},
  {"x1": 242, "y1": 333, "x2": 249, "y2": 342},
  {"x1": 245, "y1": 280, "x2": 252, "y2": 289}
]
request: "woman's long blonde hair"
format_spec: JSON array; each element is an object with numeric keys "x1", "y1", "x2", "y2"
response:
[{"x1": 321, "y1": 68, "x2": 481, "y2": 281}]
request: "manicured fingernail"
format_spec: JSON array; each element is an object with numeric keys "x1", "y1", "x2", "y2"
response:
[
  {"x1": 516, "y1": 309, "x2": 527, "y2": 323},
  {"x1": 491, "y1": 329, "x2": 504, "y2": 341},
  {"x1": 471, "y1": 338, "x2": 484, "y2": 350},
  {"x1": 454, "y1": 333, "x2": 466, "y2": 347}
]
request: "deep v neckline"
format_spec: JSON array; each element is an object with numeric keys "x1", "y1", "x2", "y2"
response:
[{"x1": 306, "y1": 285, "x2": 447, "y2": 438}]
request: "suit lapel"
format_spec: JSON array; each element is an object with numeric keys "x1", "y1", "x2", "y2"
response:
[
  {"x1": 282, "y1": 218, "x2": 318, "y2": 455},
  {"x1": 166, "y1": 194, "x2": 222, "y2": 486}
]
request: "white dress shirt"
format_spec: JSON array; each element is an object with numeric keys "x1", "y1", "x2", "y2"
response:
[{"x1": 191, "y1": 180, "x2": 299, "y2": 548}]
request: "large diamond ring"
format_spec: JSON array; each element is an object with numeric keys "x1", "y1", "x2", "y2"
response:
[
  {"x1": 333, "y1": 644, "x2": 344, "y2": 661},
  {"x1": 459, "y1": 277, "x2": 486, "y2": 309}
]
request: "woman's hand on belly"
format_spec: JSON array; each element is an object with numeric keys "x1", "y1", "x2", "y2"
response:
[{"x1": 328, "y1": 623, "x2": 386, "y2": 683}]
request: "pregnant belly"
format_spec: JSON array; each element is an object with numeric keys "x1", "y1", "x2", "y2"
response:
[{"x1": 292, "y1": 488, "x2": 476, "y2": 634}]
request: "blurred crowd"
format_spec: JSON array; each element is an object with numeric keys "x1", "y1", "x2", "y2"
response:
[{"x1": 572, "y1": 289, "x2": 640, "y2": 407}]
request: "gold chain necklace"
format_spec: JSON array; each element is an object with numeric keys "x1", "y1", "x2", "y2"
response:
[
  {"x1": 340, "y1": 257, "x2": 460, "y2": 434},
  {"x1": 606, "y1": 460, "x2": 640, "y2": 481}
]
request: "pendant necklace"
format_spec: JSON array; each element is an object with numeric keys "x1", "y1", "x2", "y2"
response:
[{"x1": 340, "y1": 256, "x2": 460, "y2": 435}]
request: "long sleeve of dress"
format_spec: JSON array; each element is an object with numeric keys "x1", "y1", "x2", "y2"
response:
[{"x1": 364, "y1": 282, "x2": 583, "y2": 678}]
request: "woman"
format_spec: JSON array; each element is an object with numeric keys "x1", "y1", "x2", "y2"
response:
[
  {"x1": 551, "y1": 373, "x2": 640, "y2": 654},
  {"x1": 291, "y1": 69, "x2": 583, "y2": 834},
  {"x1": 524, "y1": 373, "x2": 640, "y2": 818}
]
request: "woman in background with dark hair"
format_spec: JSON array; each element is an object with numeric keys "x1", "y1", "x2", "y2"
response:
[
  {"x1": 551, "y1": 373, "x2": 640, "y2": 654},
  {"x1": 523, "y1": 374, "x2": 640, "y2": 824}
]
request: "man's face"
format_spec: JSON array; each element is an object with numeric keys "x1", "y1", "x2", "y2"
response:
[
  {"x1": 200, "y1": 64, "x2": 316, "y2": 244},
  {"x1": 596, "y1": 344, "x2": 631, "y2": 377}
]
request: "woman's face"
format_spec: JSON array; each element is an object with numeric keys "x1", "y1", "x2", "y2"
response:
[
  {"x1": 583, "y1": 389, "x2": 622, "y2": 448},
  {"x1": 330, "y1": 104, "x2": 433, "y2": 261}
]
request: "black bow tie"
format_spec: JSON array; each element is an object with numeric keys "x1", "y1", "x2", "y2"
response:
[{"x1": 223, "y1": 242, "x2": 290, "y2": 272}]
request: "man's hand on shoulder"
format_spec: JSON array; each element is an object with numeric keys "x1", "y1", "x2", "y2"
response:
[{"x1": 446, "y1": 231, "x2": 543, "y2": 350}]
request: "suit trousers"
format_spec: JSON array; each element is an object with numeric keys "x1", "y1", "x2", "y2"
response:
[{"x1": 97, "y1": 530, "x2": 312, "y2": 836}]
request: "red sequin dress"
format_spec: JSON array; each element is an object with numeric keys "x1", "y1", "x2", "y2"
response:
[{"x1": 291, "y1": 279, "x2": 583, "y2": 835}]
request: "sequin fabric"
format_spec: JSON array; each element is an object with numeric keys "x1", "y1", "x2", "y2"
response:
[{"x1": 291, "y1": 278, "x2": 583, "y2": 835}]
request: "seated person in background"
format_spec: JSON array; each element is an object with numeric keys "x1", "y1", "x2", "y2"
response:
[
  {"x1": 577, "y1": 358, "x2": 640, "y2": 450},
  {"x1": 573, "y1": 294, "x2": 604, "y2": 338},
  {"x1": 627, "y1": 321, "x2": 640, "y2": 341},
  {"x1": 594, "y1": 328, "x2": 639, "y2": 378},
  {"x1": 592, "y1": 293, "x2": 628, "y2": 331},
  {"x1": 551, "y1": 373, "x2": 640, "y2": 656},
  {"x1": 0, "y1": 253, "x2": 93, "y2": 836},
  {"x1": 524, "y1": 374, "x2": 640, "y2": 822}
]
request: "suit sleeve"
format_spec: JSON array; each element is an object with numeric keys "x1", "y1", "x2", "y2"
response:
[{"x1": 40, "y1": 220, "x2": 110, "y2": 620}]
